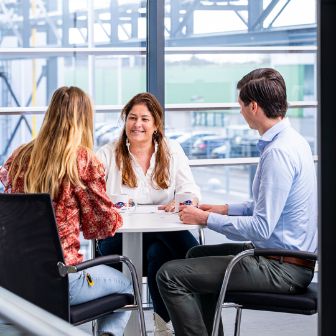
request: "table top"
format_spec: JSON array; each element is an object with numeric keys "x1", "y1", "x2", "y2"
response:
[{"x1": 117, "y1": 205, "x2": 201, "y2": 233}]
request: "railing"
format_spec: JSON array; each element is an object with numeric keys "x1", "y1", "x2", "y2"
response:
[
  {"x1": 189, "y1": 155, "x2": 318, "y2": 167},
  {"x1": 0, "y1": 101, "x2": 317, "y2": 115},
  {"x1": 0, "y1": 45, "x2": 316, "y2": 59},
  {"x1": 0, "y1": 286, "x2": 89, "y2": 336}
]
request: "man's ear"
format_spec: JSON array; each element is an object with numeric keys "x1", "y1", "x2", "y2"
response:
[{"x1": 251, "y1": 101, "x2": 258, "y2": 113}]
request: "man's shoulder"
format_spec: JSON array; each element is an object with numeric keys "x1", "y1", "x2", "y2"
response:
[
  {"x1": 270, "y1": 126, "x2": 307, "y2": 148},
  {"x1": 262, "y1": 127, "x2": 313, "y2": 166}
]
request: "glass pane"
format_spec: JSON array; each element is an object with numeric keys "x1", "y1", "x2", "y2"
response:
[
  {"x1": 0, "y1": 1, "x2": 89, "y2": 48},
  {"x1": 165, "y1": 0, "x2": 317, "y2": 160},
  {"x1": 0, "y1": 113, "x2": 42, "y2": 169},
  {"x1": 93, "y1": 0, "x2": 146, "y2": 47},
  {"x1": 93, "y1": 55, "x2": 146, "y2": 147},
  {"x1": 94, "y1": 111, "x2": 123, "y2": 149},
  {"x1": 192, "y1": 164, "x2": 256, "y2": 244},
  {"x1": 192, "y1": 164, "x2": 256, "y2": 204},
  {"x1": 94, "y1": 55, "x2": 146, "y2": 105},
  {"x1": 0, "y1": 0, "x2": 146, "y2": 171},
  {"x1": 0, "y1": 1, "x2": 146, "y2": 48},
  {"x1": 164, "y1": 0, "x2": 316, "y2": 46},
  {"x1": 165, "y1": 53, "x2": 317, "y2": 104},
  {"x1": 166, "y1": 107, "x2": 317, "y2": 159},
  {"x1": 0, "y1": 56, "x2": 89, "y2": 108}
]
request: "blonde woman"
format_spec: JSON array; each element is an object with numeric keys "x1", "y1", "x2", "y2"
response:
[
  {"x1": 96, "y1": 92, "x2": 201, "y2": 335},
  {"x1": 0, "y1": 86, "x2": 132, "y2": 336}
]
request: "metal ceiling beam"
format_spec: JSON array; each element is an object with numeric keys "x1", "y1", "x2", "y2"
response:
[{"x1": 165, "y1": 25, "x2": 317, "y2": 47}]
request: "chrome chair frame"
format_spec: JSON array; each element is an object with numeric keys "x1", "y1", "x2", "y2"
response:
[
  {"x1": 58, "y1": 255, "x2": 146, "y2": 335},
  {"x1": 211, "y1": 248, "x2": 318, "y2": 336}
]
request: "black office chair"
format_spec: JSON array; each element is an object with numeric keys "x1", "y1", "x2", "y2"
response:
[
  {"x1": 211, "y1": 248, "x2": 318, "y2": 336},
  {"x1": 0, "y1": 193, "x2": 146, "y2": 335}
]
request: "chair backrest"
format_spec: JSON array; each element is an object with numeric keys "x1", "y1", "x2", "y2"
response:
[{"x1": 0, "y1": 193, "x2": 70, "y2": 321}]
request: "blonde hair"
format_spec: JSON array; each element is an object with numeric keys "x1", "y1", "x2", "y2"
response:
[
  {"x1": 115, "y1": 92, "x2": 170, "y2": 189},
  {"x1": 9, "y1": 86, "x2": 94, "y2": 199}
]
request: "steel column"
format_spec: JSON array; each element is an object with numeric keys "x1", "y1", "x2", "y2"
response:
[{"x1": 146, "y1": 0, "x2": 165, "y2": 109}]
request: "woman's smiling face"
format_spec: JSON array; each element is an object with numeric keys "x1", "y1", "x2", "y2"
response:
[{"x1": 125, "y1": 103, "x2": 157, "y2": 145}]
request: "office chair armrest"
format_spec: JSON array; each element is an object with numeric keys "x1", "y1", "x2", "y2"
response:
[
  {"x1": 253, "y1": 248, "x2": 317, "y2": 260},
  {"x1": 57, "y1": 255, "x2": 143, "y2": 307},
  {"x1": 58, "y1": 255, "x2": 133, "y2": 276},
  {"x1": 74, "y1": 255, "x2": 125, "y2": 271}
]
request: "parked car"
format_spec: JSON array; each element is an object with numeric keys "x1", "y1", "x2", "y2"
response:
[
  {"x1": 231, "y1": 136, "x2": 259, "y2": 157},
  {"x1": 212, "y1": 124, "x2": 259, "y2": 158},
  {"x1": 191, "y1": 135, "x2": 228, "y2": 159},
  {"x1": 229, "y1": 130, "x2": 259, "y2": 158},
  {"x1": 176, "y1": 131, "x2": 217, "y2": 158},
  {"x1": 95, "y1": 124, "x2": 122, "y2": 147},
  {"x1": 165, "y1": 130, "x2": 185, "y2": 140},
  {"x1": 211, "y1": 142, "x2": 231, "y2": 158},
  {"x1": 95, "y1": 123, "x2": 117, "y2": 139}
]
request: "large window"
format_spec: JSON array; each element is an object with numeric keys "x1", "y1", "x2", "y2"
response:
[
  {"x1": 0, "y1": 0, "x2": 146, "y2": 166},
  {"x1": 164, "y1": 0, "x2": 317, "y2": 165},
  {"x1": 1, "y1": 0, "x2": 317, "y2": 202}
]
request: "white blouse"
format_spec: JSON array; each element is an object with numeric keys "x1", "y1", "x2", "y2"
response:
[{"x1": 96, "y1": 139, "x2": 201, "y2": 205}]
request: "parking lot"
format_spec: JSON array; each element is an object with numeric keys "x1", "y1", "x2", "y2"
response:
[{"x1": 192, "y1": 165, "x2": 255, "y2": 202}]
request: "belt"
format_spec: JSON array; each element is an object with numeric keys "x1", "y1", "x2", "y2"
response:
[{"x1": 266, "y1": 256, "x2": 315, "y2": 270}]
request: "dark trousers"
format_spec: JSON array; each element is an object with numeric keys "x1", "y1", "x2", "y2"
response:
[
  {"x1": 97, "y1": 231, "x2": 199, "y2": 322},
  {"x1": 156, "y1": 243, "x2": 314, "y2": 336}
]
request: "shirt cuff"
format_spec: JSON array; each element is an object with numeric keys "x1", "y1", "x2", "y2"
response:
[{"x1": 207, "y1": 212, "x2": 227, "y2": 231}]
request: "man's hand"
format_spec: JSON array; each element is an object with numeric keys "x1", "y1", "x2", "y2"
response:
[
  {"x1": 179, "y1": 206, "x2": 209, "y2": 225},
  {"x1": 158, "y1": 200, "x2": 175, "y2": 212},
  {"x1": 198, "y1": 204, "x2": 228, "y2": 215}
]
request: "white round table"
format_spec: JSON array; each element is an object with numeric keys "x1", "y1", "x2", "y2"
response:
[
  {"x1": 119, "y1": 208, "x2": 202, "y2": 278},
  {"x1": 120, "y1": 210, "x2": 202, "y2": 232},
  {"x1": 118, "y1": 206, "x2": 203, "y2": 336}
]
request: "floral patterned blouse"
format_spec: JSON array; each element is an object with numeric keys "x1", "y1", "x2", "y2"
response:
[{"x1": 0, "y1": 147, "x2": 123, "y2": 265}]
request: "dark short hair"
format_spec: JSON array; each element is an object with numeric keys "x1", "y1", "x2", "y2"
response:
[{"x1": 237, "y1": 68, "x2": 288, "y2": 118}]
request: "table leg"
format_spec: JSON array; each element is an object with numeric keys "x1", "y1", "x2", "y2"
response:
[
  {"x1": 122, "y1": 232, "x2": 143, "y2": 336},
  {"x1": 198, "y1": 227, "x2": 205, "y2": 245}
]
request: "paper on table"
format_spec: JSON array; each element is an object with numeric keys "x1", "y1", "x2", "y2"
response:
[{"x1": 130, "y1": 205, "x2": 164, "y2": 214}]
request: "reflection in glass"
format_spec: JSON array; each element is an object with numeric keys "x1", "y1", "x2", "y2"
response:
[
  {"x1": 164, "y1": 0, "x2": 317, "y2": 160},
  {"x1": 191, "y1": 164, "x2": 256, "y2": 203},
  {"x1": 0, "y1": 56, "x2": 89, "y2": 108},
  {"x1": 93, "y1": 0, "x2": 146, "y2": 46},
  {"x1": 0, "y1": 0, "x2": 146, "y2": 48},
  {"x1": 94, "y1": 55, "x2": 146, "y2": 105},
  {"x1": 165, "y1": 53, "x2": 317, "y2": 104},
  {"x1": 165, "y1": 107, "x2": 317, "y2": 159},
  {"x1": 164, "y1": 0, "x2": 316, "y2": 45}
]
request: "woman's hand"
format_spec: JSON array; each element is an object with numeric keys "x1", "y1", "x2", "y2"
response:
[
  {"x1": 198, "y1": 204, "x2": 228, "y2": 215},
  {"x1": 158, "y1": 200, "x2": 176, "y2": 212}
]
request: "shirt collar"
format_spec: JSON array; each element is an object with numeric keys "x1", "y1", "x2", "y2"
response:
[
  {"x1": 257, "y1": 118, "x2": 291, "y2": 153},
  {"x1": 126, "y1": 139, "x2": 158, "y2": 156}
]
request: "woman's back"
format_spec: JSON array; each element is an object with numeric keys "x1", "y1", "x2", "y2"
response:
[
  {"x1": 0, "y1": 87, "x2": 122, "y2": 265},
  {"x1": 1, "y1": 147, "x2": 122, "y2": 265}
]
